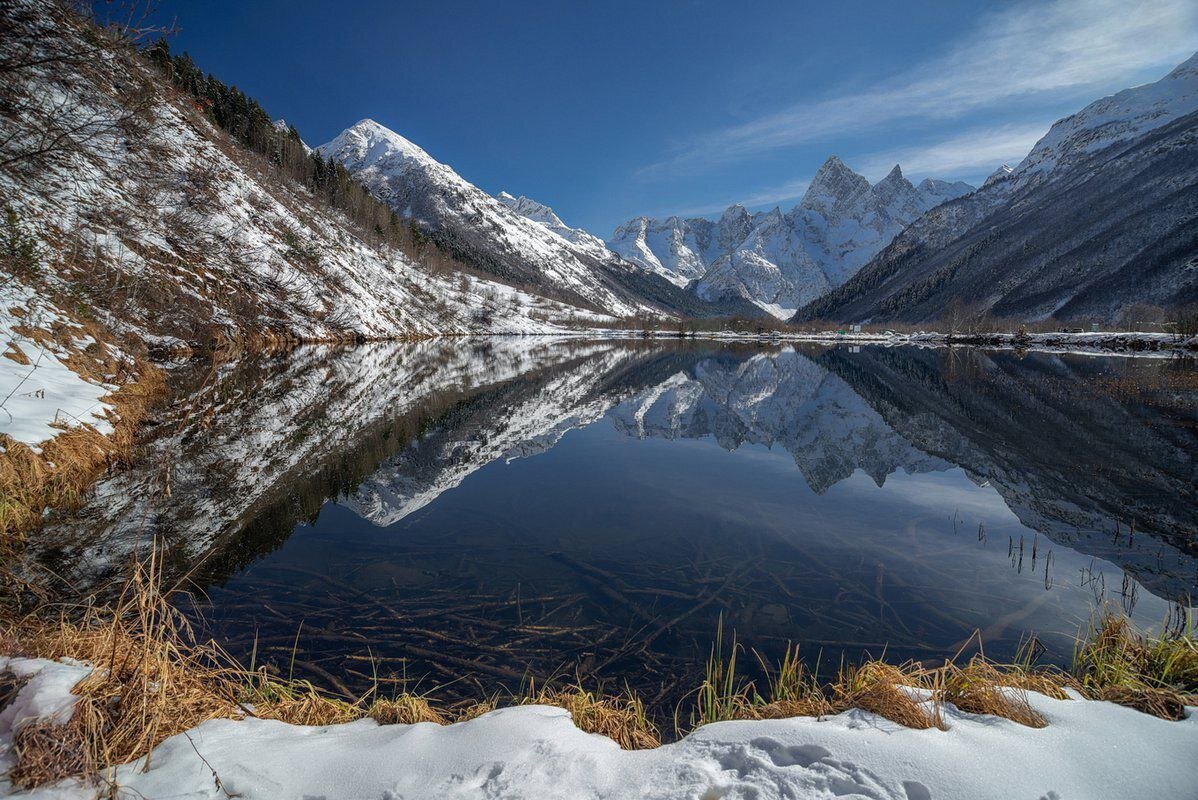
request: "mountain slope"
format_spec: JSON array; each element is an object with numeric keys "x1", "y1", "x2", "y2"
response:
[
  {"x1": 610, "y1": 160, "x2": 972, "y2": 317},
  {"x1": 318, "y1": 121, "x2": 753, "y2": 319},
  {"x1": 796, "y1": 53, "x2": 1198, "y2": 323},
  {"x1": 0, "y1": 2, "x2": 601, "y2": 349},
  {"x1": 495, "y1": 191, "x2": 612, "y2": 262}
]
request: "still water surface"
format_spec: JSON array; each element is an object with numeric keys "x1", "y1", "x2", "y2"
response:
[{"x1": 44, "y1": 340, "x2": 1198, "y2": 716}]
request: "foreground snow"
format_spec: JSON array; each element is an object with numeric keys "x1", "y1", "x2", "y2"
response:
[{"x1": 3, "y1": 658, "x2": 1195, "y2": 800}]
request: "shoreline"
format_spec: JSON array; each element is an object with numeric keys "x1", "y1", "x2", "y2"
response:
[{"x1": 1, "y1": 587, "x2": 1195, "y2": 796}]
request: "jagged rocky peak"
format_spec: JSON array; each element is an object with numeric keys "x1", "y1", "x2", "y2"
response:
[
  {"x1": 800, "y1": 155, "x2": 872, "y2": 214},
  {"x1": 716, "y1": 203, "x2": 753, "y2": 245},
  {"x1": 871, "y1": 164, "x2": 917, "y2": 205},
  {"x1": 609, "y1": 154, "x2": 973, "y2": 316}
]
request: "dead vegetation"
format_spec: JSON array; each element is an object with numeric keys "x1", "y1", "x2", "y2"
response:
[
  {"x1": 0, "y1": 560, "x2": 1194, "y2": 788},
  {"x1": 0, "y1": 301, "x2": 166, "y2": 544},
  {"x1": 1073, "y1": 612, "x2": 1198, "y2": 720},
  {"x1": 682, "y1": 613, "x2": 1194, "y2": 736}
]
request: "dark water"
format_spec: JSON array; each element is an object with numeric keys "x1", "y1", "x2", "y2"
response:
[{"x1": 41, "y1": 340, "x2": 1198, "y2": 717}]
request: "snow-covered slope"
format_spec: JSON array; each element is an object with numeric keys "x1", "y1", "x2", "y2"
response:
[
  {"x1": 1015, "y1": 51, "x2": 1198, "y2": 183},
  {"x1": 610, "y1": 160, "x2": 971, "y2": 317},
  {"x1": 0, "y1": 3, "x2": 603, "y2": 347},
  {"x1": 318, "y1": 120, "x2": 743, "y2": 319},
  {"x1": 495, "y1": 191, "x2": 613, "y2": 262},
  {"x1": 797, "y1": 51, "x2": 1198, "y2": 323}
]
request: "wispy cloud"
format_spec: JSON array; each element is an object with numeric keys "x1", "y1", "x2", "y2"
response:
[
  {"x1": 855, "y1": 122, "x2": 1051, "y2": 181},
  {"x1": 637, "y1": 0, "x2": 1198, "y2": 179},
  {"x1": 671, "y1": 179, "x2": 813, "y2": 217},
  {"x1": 669, "y1": 122, "x2": 1048, "y2": 217}
]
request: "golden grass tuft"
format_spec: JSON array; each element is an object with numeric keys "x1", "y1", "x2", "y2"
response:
[
  {"x1": 0, "y1": 351, "x2": 165, "y2": 544},
  {"x1": 242, "y1": 678, "x2": 360, "y2": 727},
  {"x1": 1073, "y1": 610, "x2": 1198, "y2": 721},
  {"x1": 368, "y1": 695, "x2": 446, "y2": 726},
  {"x1": 453, "y1": 698, "x2": 499, "y2": 722},
  {"x1": 833, "y1": 662, "x2": 944, "y2": 730},
  {"x1": 529, "y1": 685, "x2": 660, "y2": 750},
  {"x1": 942, "y1": 659, "x2": 1046, "y2": 728}
]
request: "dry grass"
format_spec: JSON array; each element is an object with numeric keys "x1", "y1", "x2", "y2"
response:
[
  {"x1": 2, "y1": 553, "x2": 240, "y2": 788},
  {"x1": 1073, "y1": 611, "x2": 1198, "y2": 721},
  {"x1": 0, "y1": 550, "x2": 464, "y2": 789},
  {"x1": 687, "y1": 612, "x2": 1197, "y2": 734},
  {"x1": 2, "y1": 555, "x2": 1194, "y2": 790},
  {"x1": 526, "y1": 683, "x2": 659, "y2": 750},
  {"x1": 368, "y1": 695, "x2": 446, "y2": 726},
  {"x1": 833, "y1": 662, "x2": 944, "y2": 730},
  {"x1": 942, "y1": 659, "x2": 1046, "y2": 728},
  {"x1": 0, "y1": 344, "x2": 165, "y2": 544},
  {"x1": 7, "y1": 717, "x2": 89, "y2": 788}
]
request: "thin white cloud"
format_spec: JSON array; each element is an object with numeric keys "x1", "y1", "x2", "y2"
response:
[
  {"x1": 671, "y1": 179, "x2": 814, "y2": 217},
  {"x1": 660, "y1": 121, "x2": 1049, "y2": 219},
  {"x1": 637, "y1": 0, "x2": 1198, "y2": 178},
  {"x1": 855, "y1": 122, "x2": 1051, "y2": 181}
]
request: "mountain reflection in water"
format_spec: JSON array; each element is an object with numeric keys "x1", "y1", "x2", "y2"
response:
[{"x1": 38, "y1": 340, "x2": 1197, "y2": 716}]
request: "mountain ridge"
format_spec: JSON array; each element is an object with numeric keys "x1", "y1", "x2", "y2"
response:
[
  {"x1": 609, "y1": 158, "x2": 972, "y2": 317},
  {"x1": 794, "y1": 51, "x2": 1198, "y2": 323}
]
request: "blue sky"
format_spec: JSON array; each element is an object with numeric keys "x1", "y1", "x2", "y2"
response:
[{"x1": 145, "y1": 0, "x2": 1196, "y2": 234}]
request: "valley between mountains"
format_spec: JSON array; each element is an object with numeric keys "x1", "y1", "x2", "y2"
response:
[{"x1": 1, "y1": 3, "x2": 1197, "y2": 799}]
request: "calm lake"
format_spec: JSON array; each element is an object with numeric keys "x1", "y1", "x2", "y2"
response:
[{"x1": 40, "y1": 339, "x2": 1198, "y2": 720}]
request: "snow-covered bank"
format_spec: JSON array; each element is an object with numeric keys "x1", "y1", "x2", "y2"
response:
[
  {"x1": 0, "y1": 285, "x2": 118, "y2": 448},
  {"x1": 2, "y1": 657, "x2": 1195, "y2": 800}
]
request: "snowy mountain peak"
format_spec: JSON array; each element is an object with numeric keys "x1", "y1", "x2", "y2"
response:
[
  {"x1": 871, "y1": 164, "x2": 917, "y2": 206},
  {"x1": 317, "y1": 119, "x2": 436, "y2": 171},
  {"x1": 982, "y1": 164, "x2": 1014, "y2": 187}
]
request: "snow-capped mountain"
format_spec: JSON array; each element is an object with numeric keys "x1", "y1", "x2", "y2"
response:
[
  {"x1": 317, "y1": 120, "x2": 749, "y2": 319},
  {"x1": 315, "y1": 120, "x2": 631, "y2": 314},
  {"x1": 609, "y1": 159, "x2": 972, "y2": 317},
  {"x1": 797, "y1": 51, "x2": 1198, "y2": 323}
]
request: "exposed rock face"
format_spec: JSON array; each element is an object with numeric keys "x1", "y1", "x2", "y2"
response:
[
  {"x1": 610, "y1": 159, "x2": 972, "y2": 317},
  {"x1": 796, "y1": 52, "x2": 1198, "y2": 323}
]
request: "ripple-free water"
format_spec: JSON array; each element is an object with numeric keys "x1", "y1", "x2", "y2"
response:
[{"x1": 46, "y1": 340, "x2": 1197, "y2": 717}]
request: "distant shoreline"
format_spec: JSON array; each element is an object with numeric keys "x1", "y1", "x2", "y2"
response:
[{"x1": 586, "y1": 328, "x2": 1198, "y2": 355}]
